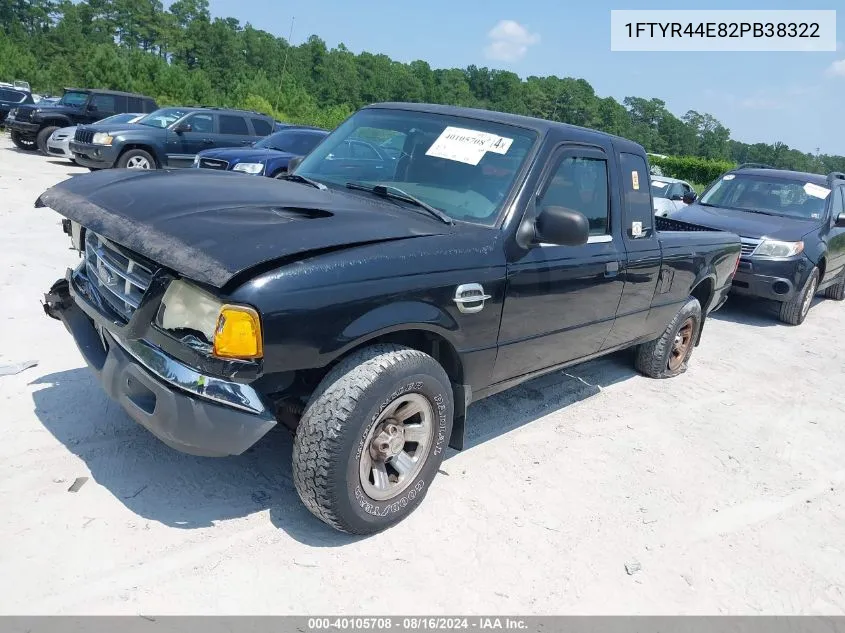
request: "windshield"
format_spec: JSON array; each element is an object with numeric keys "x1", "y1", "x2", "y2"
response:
[
  {"x1": 137, "y1": 108, "x2": 191, "y2": 128},
  {"x1": 294, "y1": 108, "x2": 538, "y2": 225},
  {"x1": 0, "y1": 88, "x2": 27, "y2": 103},
  {"x1": 699, "y1": 173, "x2": 831, "y2": 220},
  {"x1": 58, "y1": 91, "x2": 89, "y2": 107},
  {"x1": 255, "y1": 130, "x2": 327, "y2": 154},
  {"x1": 651, "y1": 180, "x2": 672, "y2": 199}
]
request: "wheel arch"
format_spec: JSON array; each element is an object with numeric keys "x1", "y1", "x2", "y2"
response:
[
  {"x1": 318, "y1": 322, "x2": 468, "y2": 451},
  {"x1": 689, "y1": 275, "x2": 715, "y2": 346},
  {"x1": 118, "y1": 143, "x2": 162, "y2": 167}
]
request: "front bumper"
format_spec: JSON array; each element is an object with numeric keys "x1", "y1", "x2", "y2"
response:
[
  {"x1": 5, "y1": 119, "x2": 39, "y2": 136},
  {"x1": 69, "y1": 140, "x2": 119, "y2": 168},
  {"x1": 731, "y1": 255, "x2": 811, "y2": 302},
  {"x1": 43, "y1": 268, "x2": 277, "y2": 457},
  {"x1": 47, "y1": 136, "x2": 73, "y2": 159}
]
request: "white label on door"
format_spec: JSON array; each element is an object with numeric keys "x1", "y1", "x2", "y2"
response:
[
  {"x1": 632, "y1": 171, "x2": 640, "y2": 190},
  {"x1": 632, "y1": 221, "x2": 643, "y2": 237}
]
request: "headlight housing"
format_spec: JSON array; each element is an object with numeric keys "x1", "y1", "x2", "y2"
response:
[
  {"x1": 233, "y1": 162, "x2": 264, "y2": 175},
  {"x1": 155, "y1": 280, "x2": 263, "y2": 360},
  {"x1": 753, "y1": 240, "x2": 804, "y2": 258},
  {"x1": 92, "y1": 132, "x2": 113, "y2": 146}
]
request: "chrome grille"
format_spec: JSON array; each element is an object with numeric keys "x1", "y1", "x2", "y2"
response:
[
  {"x1": 740, "y1": 238, "x2": 761, "y2": 258},
  {"x1": 84, "y1": 232, "x2": 153, "y2": 321},
  {"x1": 75, "y1": 128, "x2": 94, "y2": 144},
  {"x1": 199, "y1": 157, "x2": 229, "y2": 170}
]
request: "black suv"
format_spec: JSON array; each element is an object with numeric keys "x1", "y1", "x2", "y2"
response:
[
  {"x1": 6, "y1": 88, "x2": 157, "y2": 154},
  {"x1": 69, "y1": 106, "x2": 276, "y2": 171},
  {"x1": 0, "y1": 86, "x2": 34, "y2": 126},
  {"x1": 672, "y1": 165, "x2": 845, "y2": 325}
]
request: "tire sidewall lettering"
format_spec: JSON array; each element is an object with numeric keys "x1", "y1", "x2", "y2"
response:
[{"x1": 350, "y1": 371, "x2": 452, "y2": 520}]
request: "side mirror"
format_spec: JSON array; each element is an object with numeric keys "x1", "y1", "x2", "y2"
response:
[
  {"x1": 836, "y1": 212, "x2": 845, "y2": 228},
  {"x1": 535, "y1": 206, "x2": 590, "y2": 247},
  {"x1": 174, "y1": 123, "x2": 191, "y2": 133},
  {"x1": 288, "y1": 156, "x2": 304, "y2": 173},
  {"x1": 682, "y1": 191, "x2": 697, "y2": 204}
]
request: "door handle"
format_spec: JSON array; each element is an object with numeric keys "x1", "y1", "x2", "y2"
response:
[{"x1": 605, "y1": 261, "x2": 619, "y2": 278}]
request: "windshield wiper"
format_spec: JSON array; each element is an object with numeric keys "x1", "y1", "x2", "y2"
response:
[
  {"x1": 345, "y1": 182, "x2": 453, "y2": 225},
  {"x1": 283, "y1": 173, "x2": 327, "y2": 190}
]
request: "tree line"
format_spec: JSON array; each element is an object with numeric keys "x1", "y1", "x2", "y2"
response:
[{"x1": 2, "y1": 0, "x2": 843, "y2": 175}]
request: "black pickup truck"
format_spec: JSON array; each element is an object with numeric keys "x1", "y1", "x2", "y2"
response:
[{"x1": 38, "y1": 103, "x2": 740, "y2": 535}]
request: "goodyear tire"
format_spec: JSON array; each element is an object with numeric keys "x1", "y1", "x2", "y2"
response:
[
  {"x1": 36, "y1": 126, "x2": 59, "y2": 155},
  {"x1": 292, "y1": 344, "x2": 454, "y2": 535},
  {"x1": 635, "y1": 296, "x2": 702, "y2": 379},
  {"x1": 779, "y1": 266, "x2": 819, "y2": 325}
]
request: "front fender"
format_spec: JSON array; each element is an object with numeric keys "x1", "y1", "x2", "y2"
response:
[
  {"x1": 114, "y1": 135, "x2": 167, "y2": 164},
  {"x1": 332, "y1": 301, "x2": 460, "y2": 358},
  {"x1": 39, "y1": 115, "x2": 71, "y2": 128}
]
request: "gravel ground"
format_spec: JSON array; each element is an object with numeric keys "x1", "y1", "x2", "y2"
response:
[{"x1": 1, "y1": 135, "x2": 844, "y2": 616}]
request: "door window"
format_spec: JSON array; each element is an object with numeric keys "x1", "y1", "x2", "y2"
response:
[
  {"x1": 219, "y1": 115, "x2": 249, "y2": 135},
  {"x1": 538, "y1": 155, "x2": 610, "y2": 236},
  {"x1": 832, "y1": 187, "x2": 845, "y2": 219},
  {"x1": 91, "y1": 94, "x2": 116, "y2": 113},
  {"x1": 250, "y1": 117, "x2": 273, "y2": 136},
  {"x1": 619, "y1": 152, "x2": 655, "y2": 239},
  {"x1": 184, "y1": 113, "x2": 214, "y2": 133}
]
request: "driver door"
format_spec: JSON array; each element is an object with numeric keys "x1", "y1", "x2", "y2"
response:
[
  {"x1": 166, "y1": 112, "x2": 215, "y2": 168},
  {"x1": 492, "y1": 145, "x2": 626, "y2": 384}
]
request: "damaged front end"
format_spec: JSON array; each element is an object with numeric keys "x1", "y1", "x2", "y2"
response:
[{"x1": 41, "y1": 224, "x2": 278, "y2": 458}]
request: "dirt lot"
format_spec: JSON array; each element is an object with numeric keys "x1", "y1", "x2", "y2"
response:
[{"x1": 1, "y1": 134, "x2": 844, "y2": 615}]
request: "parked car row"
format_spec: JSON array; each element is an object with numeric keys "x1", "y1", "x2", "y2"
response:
[{"x1": 5, "y1": 86, "x2": 336, "y2": 179}]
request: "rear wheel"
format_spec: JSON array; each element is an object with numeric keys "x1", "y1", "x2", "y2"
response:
[
  {"x1": 292, "y1": 344, "x2": 454, "y2": 535},
  {"x1": 10, "y1": 130, "x2": 37, "y2": 151},
  {"x1": 635, "y1": 296, "x2": 702, "y2": 379},
  {"x1": 36, "y1": 125, "x2": 59, "y2": 155},
  {"x1": 117, "y1": 148, "x2": 155, "y2": 170},
  {"x1": 824, "y1": 270, "x2": 845, "y2": 301},
  {"x1": 779, "y1": 267, "x2": 818, "y2": 325}
]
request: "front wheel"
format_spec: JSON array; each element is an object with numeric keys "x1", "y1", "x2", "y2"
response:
[
  {"x1": 10, "y1": 130, "x2": 37, "y2": 151},
  {"x1": 635, "y1": 296, "x2": 702, "y2": 379},
  {"x1": 292, "y1": 344, "x2": 454, "y2": 535},
  {"x1": 779, "y1": 267, "x2": 819, "y2": 325},
  {"x1": 117, "y1": 148, "x2": 156, "y2": 170},
  {"x1": 36, "y1": 125, "x2": 59, "y2": 155}
]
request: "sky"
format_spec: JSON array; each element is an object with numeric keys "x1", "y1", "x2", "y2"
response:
[{"x1": 204, "y1": 0, "x2": 845, "y2": 155}]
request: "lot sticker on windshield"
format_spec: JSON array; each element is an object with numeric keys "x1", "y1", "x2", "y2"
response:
[
  {"x1": 804, "y1": 182, "x2": 831, "y2": 199},
  {"x1": 632, "y1": 171, "x2": 640, "y2": 190},
  {"x1": 723, "y1": 174, "x2": 735, "y2": 180},
  {"x1": 425, "y1": 127, "x2": 514, "y2": 166}
]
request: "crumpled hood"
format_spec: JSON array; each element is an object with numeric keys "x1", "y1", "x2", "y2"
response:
[
  {"x1": 199, "y1": 147, "x2": 294, "y2": 163},
  {"x1": 36, "y1": 169, "x2": 449, "y2": 289},
  {"x1": 672, "y1": 203, "x2": 819, "y2": 241}
]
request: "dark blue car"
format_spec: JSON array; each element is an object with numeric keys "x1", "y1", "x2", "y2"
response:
[{"x1": 193, "y1": 126, "x2": 329, "y2": 178}]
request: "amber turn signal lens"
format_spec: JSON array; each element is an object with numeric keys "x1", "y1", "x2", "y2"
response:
[{"x1": 212, "y1": 305, "x2": 263, "y2": 359}]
